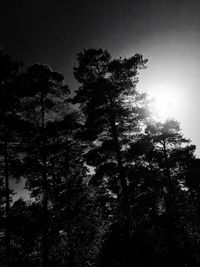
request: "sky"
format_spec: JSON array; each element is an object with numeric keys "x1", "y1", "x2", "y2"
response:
[{"x1": 1, "y1": 0, "x2": 200, "y2": 199}]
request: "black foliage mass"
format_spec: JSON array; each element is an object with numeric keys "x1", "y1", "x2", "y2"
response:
[{"x1": 0, "y1": 48, "x2": 200, "y2": 267}]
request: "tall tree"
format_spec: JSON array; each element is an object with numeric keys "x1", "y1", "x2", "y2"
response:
[
  {"x1": 74, "y1": 48, "x2": 147, "y2": 212},
  {"x1": 73, "y1": 48, "x2": 148, "y2": 266},
  {"x1": 0, "y1": 50, "x2": 23, "y2": 266},
  {"x1": 127, "y1": 119, "x2": 198, "y2": 266},
  {"x1": 18, "y1": 64, "x2": 69, "y2": 267},
  {"x1": 43, "y1": 111, "x2": 89, "y2": 266}
]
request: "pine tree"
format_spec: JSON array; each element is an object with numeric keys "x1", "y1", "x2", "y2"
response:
[
  {"x1": 73, "y1": 48, "x2": 149, "y2": 266},
  {"x1": 126, "y1": 119, "x2": 198, "y2": 266},
  {"x1": 17, "y1": 64, "x2": 69, "y2": 266},
  {"x1": 74, "y1": 48, "x2": 147, "y2": 215},
  {"x1": 0, "y1": 50, "x2": 24, "y2": 266}
]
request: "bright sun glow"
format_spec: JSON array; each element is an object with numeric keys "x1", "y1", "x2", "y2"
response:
[{"x1": 149, "y1": 84, "x2": 184, "y2": 122}]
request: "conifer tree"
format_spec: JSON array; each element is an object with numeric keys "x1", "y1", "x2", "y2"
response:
[
  {"x1": 0, "y1": 50, "x2": 24, "y2": 266},
  {"x1": 18, "y1": 64, "x2": 69, "y2": 267},
  {"x1": 73, "y1": 49, "x2": 149, "y2": 267},
  {"x1": 73, "y1": 49, "x2": 147, "y2": 218}
]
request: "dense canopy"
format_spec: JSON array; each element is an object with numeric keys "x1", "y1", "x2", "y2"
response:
[{"x1": 0, "y1": 49, "x2": 200, "y2": 267}]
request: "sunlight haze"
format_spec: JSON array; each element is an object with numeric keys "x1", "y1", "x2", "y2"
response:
[{"x1": 131, "y1": 37, "x2": 200, "y2": 156}]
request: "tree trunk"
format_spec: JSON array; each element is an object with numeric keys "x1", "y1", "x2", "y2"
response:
[
  {"x1": 41, "y1": 93, "x2": 48, "y2": 267},
  {"x1": 110, "y1": 117, "x2": 128, "y2": 198},
  {"x1": 108, "y1": 107, "x2": 131, "y2": 266},
  {"x1": 162, "y1": 140, "x2": 175, "y2": 205},
  {"x1": 4, "y1": 127, "x2": 10, "y2": 266},
  {"x1": 106, "y1": 97, "x2": 128, "y2": 199},
  {"x1": 163, "y1": 140, "x2": 171, "y2": 183},
  {"x1": 107, "y1": 104, "x2": 130, "y2": 222}
]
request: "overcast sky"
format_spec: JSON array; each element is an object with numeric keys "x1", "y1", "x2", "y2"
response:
[{"x1": 1, "y1": 0, "x2": 200, "y2": 198}]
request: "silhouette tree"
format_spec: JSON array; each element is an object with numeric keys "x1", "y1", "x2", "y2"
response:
[
  {"x1": 74, "y1": 48, "x2": 148, "y2": 222},
  {"x1": 0, "y1": 50, "x2": 25, "y2": 266},
  {"x1": 73, "y1": 48, "x2": 150, "y2": 266},
  {"x1": 125, "y1": 119, "x2": 199, "y2": 266},
  {"x1": 43, "y1": 111, "x2": 90, "y2": 266},
  {"x1": 17, "y1": 64, "x2": 69, "y2": 267}
]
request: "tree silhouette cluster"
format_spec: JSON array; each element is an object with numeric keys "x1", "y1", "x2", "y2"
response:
[{"x1": 0, "y1": 48, "x2": 200, "y2": 267}]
